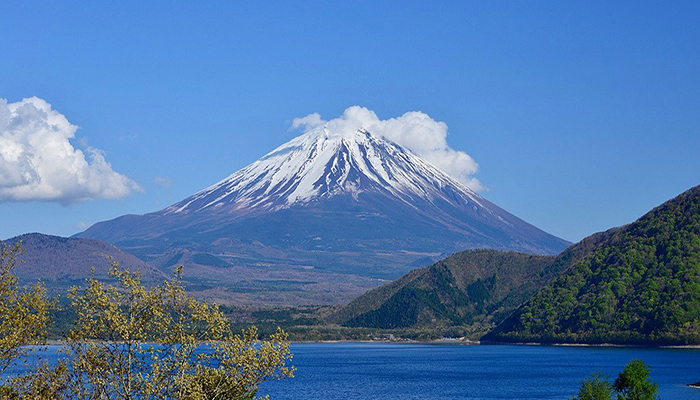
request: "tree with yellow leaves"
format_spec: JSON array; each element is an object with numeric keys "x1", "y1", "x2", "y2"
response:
[
  {"x1": 7, "y1": 263, "x2": 294, "y2": 399},
  {"x1": 0, "y1": 242, "x2": 52, "y2": 374}
]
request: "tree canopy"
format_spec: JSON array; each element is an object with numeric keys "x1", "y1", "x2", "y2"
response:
[{"x1": 1, "y1": 255, "x2": 294, "y2": 400}]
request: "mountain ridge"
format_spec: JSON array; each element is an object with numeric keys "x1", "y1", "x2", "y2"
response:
[
  {"x1": 76, "y1": 127, "x2": 570, "y2": 304},
  {"x1": 1, "y1": 233, "x2": 167, "y2": 289}
]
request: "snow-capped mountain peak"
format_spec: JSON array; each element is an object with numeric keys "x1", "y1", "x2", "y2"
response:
[
  {"x1": 165, "y1": 127, "x2": 483, "y2": 215},
  {"x1": 77, "y1": 122, "x2": 571, "y2": 304}
]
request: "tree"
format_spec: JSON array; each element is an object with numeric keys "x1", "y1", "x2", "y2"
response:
[
  {"x1": 613, "y1": 359, "x2": 659, "y2": 400},
  {"x1": 8, "y1": 263, "x2": 294, "y2": 400},
  {"x1": 0, "y1": 242, "x2": 52, "y2": 373},
  {"x1": 570, "y1": 360, "x2": 660, "y2": 400},
  {"x1": 569, "y1": 373, "x2": 614, "y2": 400}
]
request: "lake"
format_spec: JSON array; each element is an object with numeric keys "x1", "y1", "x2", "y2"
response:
[
  {"x1": 263, "y1": 343, "x2": 700, "y2": 400},
  {"x1": 5, "y1": 343, "x2": 699, "y2": 399}
]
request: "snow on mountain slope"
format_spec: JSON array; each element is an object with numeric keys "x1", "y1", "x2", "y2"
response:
[
  {"x1": 164, "y1": 127, "x2": 483, "y2": 215},
  {"x1": 75, "y1": 124, "x2": 571, "y2": 305}
]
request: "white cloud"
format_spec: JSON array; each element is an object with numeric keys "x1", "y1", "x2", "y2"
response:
[
  {"x1": 291, "y1": 112, "x2": 324, "y2": 130},
  {"x1": 154, "y1": 176, "x2": 173, "y2": 188},
  {"x1": 0, "y1": 97, "x2": 142, "y2": 203},
  {"x1": 292, "y1": 106, "x2": 483, "y2": 191}
]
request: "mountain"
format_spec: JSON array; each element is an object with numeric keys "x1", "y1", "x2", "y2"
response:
[
  {"x1": 484, "y1": 185, "x2": 700, "y2": 345},
  {"x1": 329, "y1": 249, "x2": 556, "y2": 330},
  {"x1": 76, "y1": 127, "x2": 569, "y2": 304},
  {"x1": 2, "y1": 233, "x2": 167, "y2": 290}
]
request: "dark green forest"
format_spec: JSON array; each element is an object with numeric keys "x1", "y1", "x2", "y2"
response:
[
  {"x1": 485, "y1": 185, "x2": 700, "y2": 345},
  {"x1": 332, "y1": 250, "x2": 556, "y2": 332}
]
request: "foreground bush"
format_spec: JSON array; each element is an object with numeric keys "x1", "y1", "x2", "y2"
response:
[
  {"x1": 0, "y1": 242, "x2": 52, "y2": 373},
  {"x1": 3, "y1": 263, "x2": 294, "y2": 399}
]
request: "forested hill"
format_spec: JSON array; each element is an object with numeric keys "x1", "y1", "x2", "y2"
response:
[
  {"x1": 330, "y1": 250, "x2": 556, "y2": 330},
  {"x1": 484, "y1": 184, "x2": 700, "y2": 345}
]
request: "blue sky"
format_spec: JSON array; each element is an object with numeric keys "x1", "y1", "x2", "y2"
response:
[{"x1": 1, "y1": 1, "x2": 698, "y2": 243}]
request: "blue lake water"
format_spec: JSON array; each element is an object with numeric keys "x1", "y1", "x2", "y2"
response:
[
  {"x1": 5, "y1": 343, "x2": 700, "y2": 399},
  {"x1": 263, "y1": 343, "x2": 700, "y2": 400}
]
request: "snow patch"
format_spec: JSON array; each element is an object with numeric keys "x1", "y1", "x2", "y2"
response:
[{"x1": 165, "y1": 128, "x2": 485, "y2": 215}]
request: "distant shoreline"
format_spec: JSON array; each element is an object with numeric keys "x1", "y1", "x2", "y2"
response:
[
  {"x1": 291, "y1": 338, "x2": 480, "y2": 345},
  {"x1": 43, "y1": 338, "x2": 700, "y2": 349},
  {"x1": 483, "y1": 341, "x2": 700, "y2": 349},
  {"x1": 289, "y1": 339, "x2": 700, "y2": 349}
]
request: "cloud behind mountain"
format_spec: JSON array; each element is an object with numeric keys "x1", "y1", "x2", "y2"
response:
[{"x1": 292, "y1": 106, "x2": 482, "y2": 190}]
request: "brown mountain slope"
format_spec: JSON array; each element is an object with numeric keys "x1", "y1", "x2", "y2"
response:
[{"x1": 2, "y1": 233, "x2": 167, "y2": 288}]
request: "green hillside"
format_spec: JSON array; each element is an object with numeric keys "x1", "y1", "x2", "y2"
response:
[
  {"x1": 484, "y1": 185, "x2": 700, "y2": 345},
  {"x1": 330, "y1": 250, "x2": 556, "y2": 331}
]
